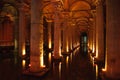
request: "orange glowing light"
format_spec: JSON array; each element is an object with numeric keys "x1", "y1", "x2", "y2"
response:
[
  {"x1": 49, "y1": 40, "x2": 52, "y2": 49},
  {"x1": 29, "y1": 64, "x2": 31, "y2": 67},
  {"x1": 22, "y1": 48, "x2": 26, "y2": 56},
  {"x1": 22, "y1": 60, "x2": 26, "y2": 68},
  {"x1": 102, "y1": 68, "x2": 106, "y2": 72}
]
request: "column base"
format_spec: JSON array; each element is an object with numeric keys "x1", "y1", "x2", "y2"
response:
[
  {"x1": 48, "y1": 48, "x2": 53, "y2": 52},
  {"x1": 52, "y1": 55, "x2": 62, "y2": 62},
  {"x1": 22, "y1": 67, "x2": 49, "y2": 77},
  {"x1": 62, "y1": 52, "x2": 71, "y2": 56}
]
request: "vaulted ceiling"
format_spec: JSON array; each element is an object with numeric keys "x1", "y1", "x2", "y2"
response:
[
  {"x1": 0, "y1": 0, "x2": 98, "y2": 31},
  {"x1": 42, "y1": 0, "x2": 96, "y2": 32}
]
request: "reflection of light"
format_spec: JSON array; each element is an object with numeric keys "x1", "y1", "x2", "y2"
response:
[
  {"x1": 48, "y1": 52, "x2": 52, "y2": 66},
  {"x1": 14, "y1": 39, "x2": 17, "y2": 49},
  {"x1": 66, "y1": 56, "x2": 69, "y2": 63},
  {"x1": 59, "y1": 62, "x2": 62, "y2": 79},
  {"x1": 22, "y1": 60, "x2": 26, "y2": 68},
  {"x1": 70, "y1": 53, "x2": 72, "y2": 63},
  {"x1": 95, "y1": 64, "x2": 98, "y2": 80},
  {"x1": 66, "y1": 56, "x2": 69, "y2": 68}
]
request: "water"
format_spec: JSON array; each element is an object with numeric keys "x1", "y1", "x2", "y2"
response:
[{"x1": 0, "y1": 49, "x2": 102, "y2": 80}]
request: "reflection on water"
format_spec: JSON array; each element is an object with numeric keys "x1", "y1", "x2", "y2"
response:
[
  {"x1": 48, "y1": 52, "x2": 52, "y2": 67},
  {"x1": 59, "y1": 62, "x2": 62, "y2": 80},
  {"x1": 95, "y1": 64, "x2": 99, "y2": 80},
  {"x1": 22, "y1": 59, "x2": 26, "y2": 69},
  {"x1": 66, "y1": 56, "x2": 69, "y2": 68},
  {"x1": 0, "y1": 48, "x2": 103, "y2": 80}
]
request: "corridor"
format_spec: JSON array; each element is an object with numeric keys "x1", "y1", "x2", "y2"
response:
[{"x1": 0, "y1": 48, "x2": 101, "y2": 80}]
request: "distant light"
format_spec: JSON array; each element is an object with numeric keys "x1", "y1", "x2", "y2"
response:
[{"x1": 29, "y1": 64, "x2": 31, "y2": 67}]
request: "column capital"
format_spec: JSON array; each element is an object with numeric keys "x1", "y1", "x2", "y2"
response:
[
  {"x1": 17, "y1": 2, "x2": 30, "y2": 15},
  {"x1": 95, "y1": 0, "x2": 105, "y2": 7}
]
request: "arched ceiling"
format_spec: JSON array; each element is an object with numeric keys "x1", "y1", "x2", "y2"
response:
[
  {"x1": 42, "y1": 0, "x2": 94, "y2": 32},
  {"x1": 0, "y1": 0, "x2": 96, "y2": 31}
]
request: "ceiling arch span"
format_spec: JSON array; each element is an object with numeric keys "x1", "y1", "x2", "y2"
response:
[{"x1": 70, "y1": 0, "x2": 91, "y2": 11}]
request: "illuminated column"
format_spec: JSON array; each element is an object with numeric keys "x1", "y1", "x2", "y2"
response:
[
  {"x1": 63, "y1": 25, "x2": 67, "y2": 53},
  {"x1": 105, "y1": 0, "x2": 120, "y2": 79},
  {"x1": 72, "y1": 28, "x2": 76, "y2": 48},
  {"x1": 96, "y1": 1, "x2": 104, "y2": 61},
  {"x1": 53, "y1": 14, "x2": 62, "y2": 58},
  {"x1": 52, "y1": 2, "x2": 62, "y2": 59},
  {"x1": 18, "y1": 4, "x2": 27, "y2": 57},
  {"x1": 69, "y1": 30, "x2": 73, "y2": 51},
  {"x1": 88, "y1": 26, "x2": 93, "y2": 51},
  {"x1": 93, "y1": 14, "x2": 96, "y2": 53},
  {"x1": 30, "y1": 0, "x2": 44, "y2": 72},
  {"x1": 48, "y1": 22, "x2": 52, "y2": 49}
]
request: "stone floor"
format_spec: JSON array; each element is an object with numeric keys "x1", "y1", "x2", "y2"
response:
[{"x1": 0, "y1": 49, "x2": 103, "y2": 80}]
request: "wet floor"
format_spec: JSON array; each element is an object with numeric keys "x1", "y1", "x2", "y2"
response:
[{"x1": 0, "y1": 48, "x2": 102, "y2": 80}]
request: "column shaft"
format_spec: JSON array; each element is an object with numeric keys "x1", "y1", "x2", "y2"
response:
[
  {"x1": 18, "y1": 8, "x2": 26, "y2": 57},
  {"x1": 96, "y1": 2, "x2": 104, "y2": 61},
  {"x1": 106, "y1": 0, "x2": 120, "y2": 78},
  {"x1": 30, "y1": 0, "x2": 44, "y2": 72}
]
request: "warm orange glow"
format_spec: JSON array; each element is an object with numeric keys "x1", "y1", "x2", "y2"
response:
[
  {"x1": 29, "y1": 64, "x2": 31, "y2": 67},
  {"x1": 48, "y1": 40, "x2": 52, "y2": 49},
  {"x1": 22, "y1": 60, "x2": 26, "y2": 68},
  {"x1": 102, "y1": 68, "x2": 106, "y2": 72},
  {"x1": 40, "y1": 55, "x2": 45, "y2": 67},
  {"x1": 70, "y1": 53, "x2": 72, "y2": 62},
  {"x1": 66, "y1": 41, "x2": 69, "y2": 52},
  {"x1": 59, "y1": 62, "x2": 62, "y2": 78},
  {"x1": 102, "y1": 50, "x2": 107, "y2": 72},
  {"x1": 66, "y1": 56, "x2": 69, "y2": 68},
  {"x1": 95, "y1": 45, "x2": 98, "y2": 58},
  {"x1": 22, "y1": 48, "x2": 26, "y2": 56},
  {"x1": 95, "y1": 64, "x2": 98, "y2": 80},
  {"x1": 14, "y1": 39, "x2": 17, "y2": 49},
  {"x1": 92, "y1": 44, "x2": 95, "y2": 53},
  {"x1": 48, "y1": 52, "x2": 52, "y2": 66},
  {"x1": 66, "y1": 56, "x2": 69, "y2": 63}
]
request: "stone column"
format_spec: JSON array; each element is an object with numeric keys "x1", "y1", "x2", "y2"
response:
[
  {"x1": 30, "y1": 0, "x2": 44, "y2": 72},
  {"x1": 53, "y1": 14, "x2": 61, "y2": 59},
  {"x1": 63, "y1": 25, "x2": 67, "y2": 53},
  {"x1": 52, "y1": 2, "x2": 62, "y2": 59},
  {"x1": 93, "y1": 14, "x2": 96, "y2": 54},
  {"x1": 18, "y1": 4, "x2": 26, "y2": 57},
  {"x1": 105, "y1": 0, "x2": 120, "y2": 79},
  {"x1": 96, "y1": 1, "x2": 104, "y2": 61},
  {"x1": 48, "y1": 22, "x2": 52, "y2": 49},
  {"x1": 68, "y1": 26, "x2": 73, "y2": 51}
]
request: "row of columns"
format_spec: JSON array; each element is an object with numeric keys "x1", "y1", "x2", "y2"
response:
[
  {"x1": 17, "y1": 0, "x2": 80, "y2": 72},
  {"x1": 17, "y1": 0, "x2": 120, "y2": 78},
  {"x1": 89, "y1": 0, "x2": 120, "y2": 79}
]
